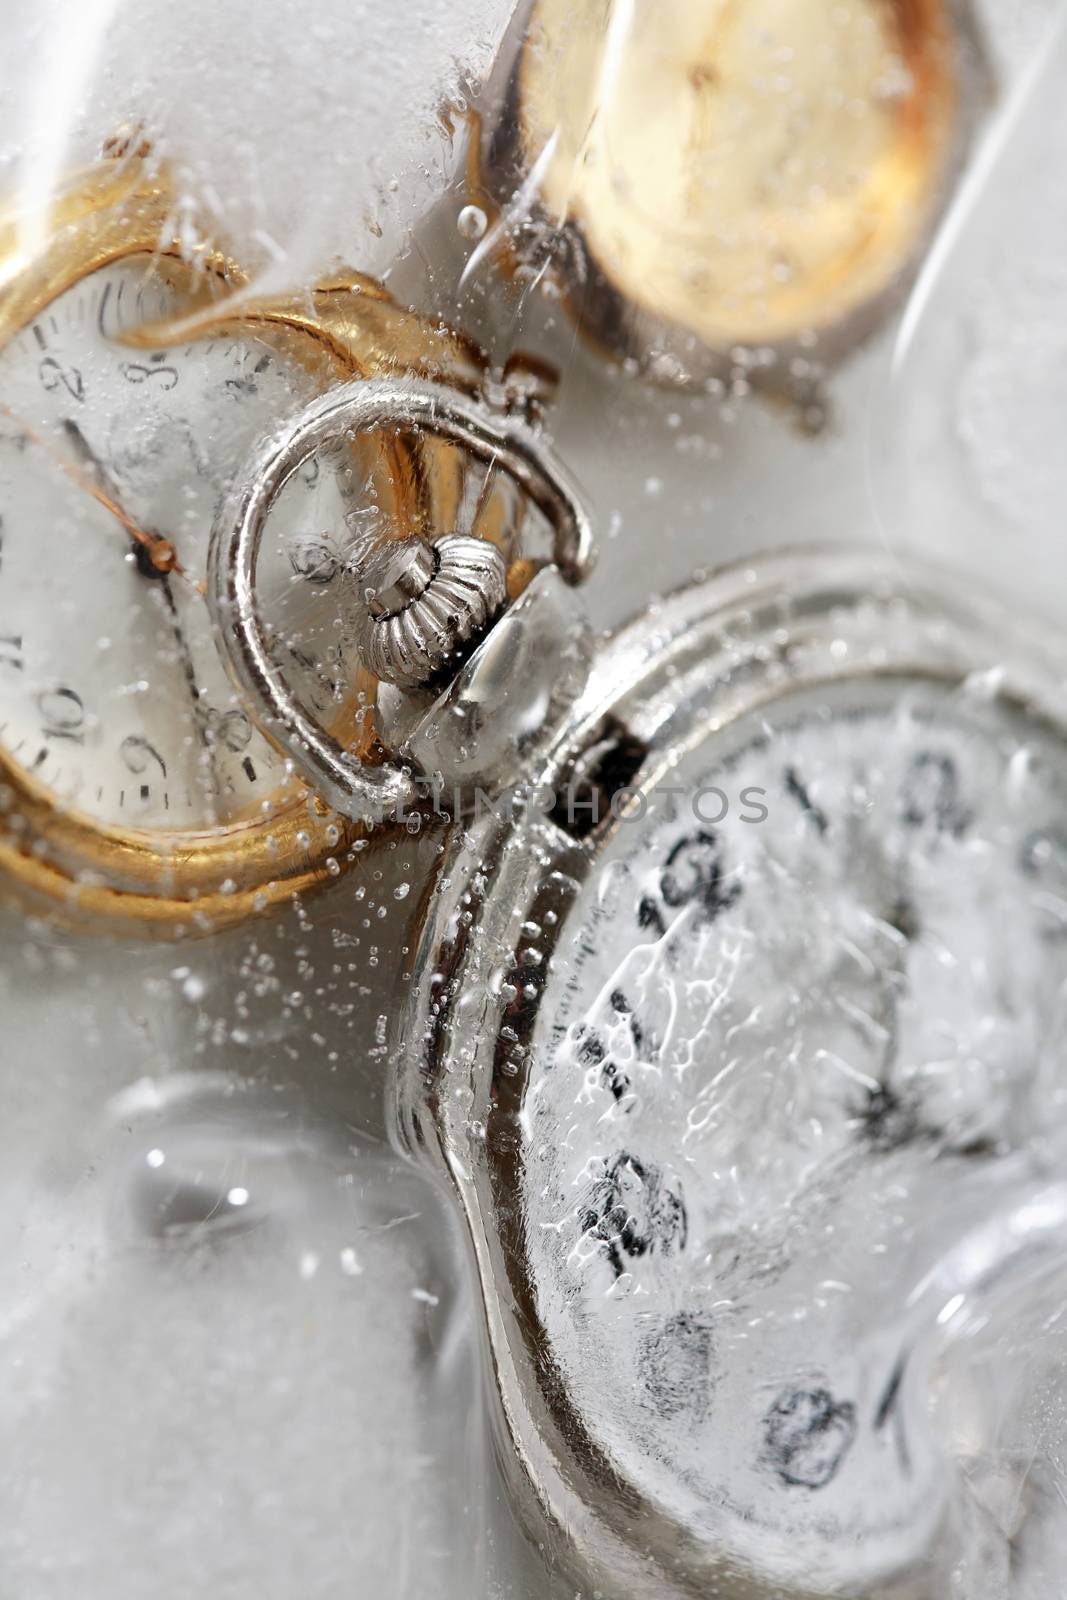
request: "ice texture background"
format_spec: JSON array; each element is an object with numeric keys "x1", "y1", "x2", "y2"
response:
[
  {"x1": 874, "y1": 4, "x2": 1067, "y2": 623},
  {"x1": 0, "y1": 0, "x2": 517, "y2": 291}
]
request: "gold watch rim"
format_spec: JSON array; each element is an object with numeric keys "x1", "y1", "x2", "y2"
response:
[{"x1": 486, "y1": 0, "x2": 973, "y2": 370}]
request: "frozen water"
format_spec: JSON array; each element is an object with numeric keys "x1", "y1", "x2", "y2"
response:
[
  {"x1": 0, "y1": 1072, "x2": 492, "y2": 1599},
  {"x1": 0, "y1": 0, "x2": 518, "y2": 291},
  {"x1": 873, "y1": 5, "x2": 1067, "y2": 624},
  {"x1": 0, "y1": 858, "x2": 563, "y2": 1599}
]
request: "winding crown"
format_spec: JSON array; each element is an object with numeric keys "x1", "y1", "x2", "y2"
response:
[{"x1": 353, "y1": 535, "x2": 508, "y2": 690}]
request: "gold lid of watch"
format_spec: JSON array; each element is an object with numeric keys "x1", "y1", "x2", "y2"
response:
[{"x1": 480, "y1": 0, "x2": 984, "y2": 381}]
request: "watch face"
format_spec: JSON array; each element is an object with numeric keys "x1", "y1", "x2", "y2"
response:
[
  {"x1": 0, "y1": 258, "x2": 368, "y2": 835},
  {"x1": 402, "y1": 555, "x2": 1067, "y2": 1595},
  {"x1": 525, "y1": 675, "x2": 1067, "y2": 1582}
]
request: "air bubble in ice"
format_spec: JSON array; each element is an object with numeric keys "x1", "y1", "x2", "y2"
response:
[{"x1": 457, "y1": 204, "x2": 487, "y2": 241}]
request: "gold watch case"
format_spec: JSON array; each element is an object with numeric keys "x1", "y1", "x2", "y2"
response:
[
  {"x1": 0, "y1": 145, "x2": 515, "y2": 936},
  {"x1": 474, "y1": 0, "x2": 990, "y2": 388}
]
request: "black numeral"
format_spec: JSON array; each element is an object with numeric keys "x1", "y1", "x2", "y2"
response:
[
  {"x1": 202, "y1": 707, "x2": 253, "y2": 753},
  {"x1": 120, "y1": 358, "x2": 179, "y2": 391},
  {"x1": 120, "y1": 734, "x2": 167, "y2": 779},
  {"x1": 639, "y1": 829, "x2": 740, "y2": 938},
  {"x1": 762, "y1": 1387, "x2": 857, "y2": 1490},
  {"x1": 39, "y1": 686, "x2": 85, "y2": 742},
  {"x1": 610, "y1": 989, "x2": 659, "y2": 1063},
  {"x1": 0, "y1": 633, "x2": 24, "y2": 672},
  {"x1": 638, "y1": 1312, "x2": 714, "y2": 1421},
  {"x1": 570, "y1": 991, "x2": 659, "y2": 1109},
  {"x1": 784, "y1": 765, "x2": 829, "y2": 835},
  {"x1": 578, "y1": 1152, "x2": 687, "y2": 1278},
  {"x1": 288, "y1": 538, "x2": 339, "y2": 584},
  {"x1": 899, "y1": 751, "x2": 971, "y2": 837},
  {"x1": 38, "y1": 357, "x2": 84, "y2": 402},
  {"x1": 224, "y1": 352, "x2": 271, "y2": 399}
]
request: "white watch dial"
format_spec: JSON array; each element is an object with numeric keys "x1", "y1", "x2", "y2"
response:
[
  {"x1": 524, "y1": 675, "x2": 1067, "y2": 1578},
  {"x1": 0, "y1": 260, "x2": 368, "y2": 832}
]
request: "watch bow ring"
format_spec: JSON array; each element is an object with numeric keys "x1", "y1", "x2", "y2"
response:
[{"x1": 209, "y1": 376, "x2": 595, "y2": 822}]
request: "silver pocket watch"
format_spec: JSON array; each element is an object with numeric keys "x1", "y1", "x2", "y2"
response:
[{"x1": 210, "y1": 379, "x2": 1067, "y2": 1597}]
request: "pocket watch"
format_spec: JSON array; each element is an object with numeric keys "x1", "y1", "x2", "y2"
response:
[
  {"x1": 210, "y1": 377, "x2": 1067, "y2": 1595},
  {"x1": 473, "y1": 0, "x2": 988, "y2": 388},
  {"x1": 0, "y1": 146, "x2": 533, "y2": 934}
]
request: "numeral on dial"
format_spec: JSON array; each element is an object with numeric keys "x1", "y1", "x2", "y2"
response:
[
  {"x1": 38, "y1": 686, "x2": 85, "y2": 743},
  {"x1": 899, "y1": 750, "x2": 971, "y2": 837},
  {"x1": 38, "y1": 357, "x2": 84, "y2": 402},
  {"x1": 201, "y1": 707, "x2": 253, "y2": 753},
  {"x1": 578, "y1": 1151, "x2": 687, "y2": 1279},
  {"x1": 120, "y1": 734, "x2": 167, "y2": 779},
  {"x1": 120, "y1": 359, "x2": 179, "y2": 391},
  {"x1": 289, "y1": 537, "x2": 339, "y2": 584},
  {"x1": 0, "y1": 634, "x2": 24, "y2": 673},
  {"x1": 639, "y1": 829, "x2": 741, "y2": 939}
]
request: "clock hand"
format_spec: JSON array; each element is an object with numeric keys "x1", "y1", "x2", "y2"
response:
[
  {"x1": 59, "y1": 415, "x2": 190, "y2": 580},
  {"x1": 7, "y1": 407, "x2": 226, "y2": 802},
  {"x1": 0, "y1": 403, "x2": 190, "y2": 581},
  {"x1": 56, "y1": 412, "x2": 223, "y2": 793},
  {"x1": 158, "y1": 570, "x2": 226, "y2": 810}
]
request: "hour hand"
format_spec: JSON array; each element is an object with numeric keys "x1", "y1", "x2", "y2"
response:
[
  {"x1": 62, "y1": 417, "x2": 122, "y2": 498},
  {"x1": 51, "y1": 413, "x2": 182, "y2": 577}
]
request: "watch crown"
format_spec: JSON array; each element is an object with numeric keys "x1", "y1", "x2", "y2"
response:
[
  {"x1": 353, "y1": 535, "x2": 508, "y2": 690},
  {"x1": 360, "y1": 538, "x2": 437, "y2": 618}
]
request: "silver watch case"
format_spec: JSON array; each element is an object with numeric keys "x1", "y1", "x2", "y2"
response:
[{"x1": 393, "y1": 546, "x2": 1067, "y2": 1598}]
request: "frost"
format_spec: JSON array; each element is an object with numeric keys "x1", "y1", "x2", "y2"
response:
[{"x1": 0, "y1": 1077, "x2": 493, "y2": 1598}]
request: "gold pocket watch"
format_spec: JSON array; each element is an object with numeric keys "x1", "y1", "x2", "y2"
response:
[
  {"x1": 0, "y1": 141, "x2": 530, "y2": 935},
  {"x1": 474, "y1": 0, "x2": 987, "y2": 387}
]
